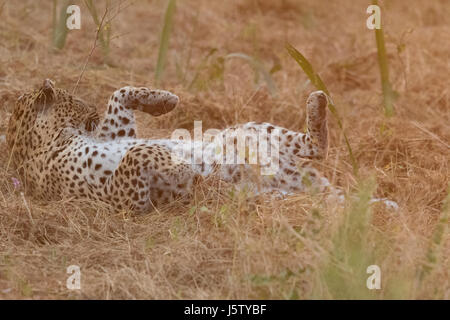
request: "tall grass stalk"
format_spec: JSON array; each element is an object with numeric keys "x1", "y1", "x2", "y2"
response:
[
  {"x1": 286, "y1": 43, "x2": 358, "y2": 175},
  {"x1": 155, "y1": 0, "x2": 177, "y2": 85},
  {"x1": 419, "y1": 188, "x2": 449, "y2": 283},
  {"x1": 372, "y1": 0, "x2": 396, "y2": 117},
  {"x1": 316, "y1": 177, "x2": 378, "y2": 299},
  {"x1": 52, "y1": 0, "x2": 70, "y2": 50},
  {"x1": 72, "y1": 7, "x2": 108, "y2": 94}
]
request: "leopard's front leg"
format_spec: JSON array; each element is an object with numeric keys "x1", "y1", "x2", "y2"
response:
[{"x1": 95, "y1": 86, "x2": 179, "y2": 141}]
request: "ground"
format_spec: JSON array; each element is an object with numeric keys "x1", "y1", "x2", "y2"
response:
[{"x1": 0, "y1": 0, "x2": 448, "y2": 299}]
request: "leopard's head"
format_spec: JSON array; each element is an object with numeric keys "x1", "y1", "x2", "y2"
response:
[
  {"x1": 34, "y1": 79, "x2": 99, "y2": 133},
  {"x1": 7, "y1": 79, "x2": 99, "y2": 163}
]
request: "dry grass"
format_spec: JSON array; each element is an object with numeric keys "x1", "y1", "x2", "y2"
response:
[{"x1": 0, "y1": 0, "x2": 448, "y2": 299}]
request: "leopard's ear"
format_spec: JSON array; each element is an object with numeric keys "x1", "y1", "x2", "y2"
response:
[
  {"x1": 41, "y1": 79, "x2": 56, "y2": 100},
  {"x1": 35, "y1": 79, "x2": 57, "y2": 111}
]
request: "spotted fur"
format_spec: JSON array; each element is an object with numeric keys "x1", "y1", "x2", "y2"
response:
[{"x1": 7, "y1": 79, "x2": 339, "y2": 213}]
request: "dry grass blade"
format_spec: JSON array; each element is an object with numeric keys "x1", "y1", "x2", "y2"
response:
[
  {"x1": 84, "y1": 0, "x2": 113, "y2": 64},
  {"x1": 72, "y1": 7, "x2": 109, "y2": 94},
  {"x1": 410, "y1": 121, "x2": 450, "y2": 149},
  {"x1": 20, "y1": 192, "x2": 34, "y2": 226}
]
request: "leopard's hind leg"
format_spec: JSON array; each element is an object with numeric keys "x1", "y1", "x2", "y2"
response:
[
  {"x1": 280, "y1": 90, "x2": 329, "y2": 160},
  {"x1": 304, "y1": 90, "x2": 329, "y2": 159},
  {"x1": 100, "y1": 144, "x2": 196, "y2": 213}
]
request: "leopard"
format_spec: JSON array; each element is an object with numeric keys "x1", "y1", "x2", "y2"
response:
[{"x1": 6, "y1": 79, "x2": 396, "y2": 214}]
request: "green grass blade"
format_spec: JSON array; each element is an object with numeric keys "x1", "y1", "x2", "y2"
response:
[
  {"x1": 285, "y1": 45, "x2": 327, "y2": 94},
  {"x1": 52, "y1": 0, "x2": 70, "y2": 50},
  {"x1": 187, "y1": 48, "x2": 218, "y2": 90},
  {"x1": 286, "y1": 43, "x2": 358, "y2": 175},
  {"x1": 180, "y1": 8, "x2": 200, "y2": 84},
  {"x1": 225, "y1": 53, "x2": 278, "y2": 97},
  {"x1": 319, "y1": 177, "x2": 378, "y2": 299},
  {"x1": 155, "y1": 0, "x2": 177, "y2": 85},
  {"x1": 372, "y1": 0, "x2": 396, "y2": 117},
  {"x1": 419, "y1": 187, "x2": 449, "y2": 282}
]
